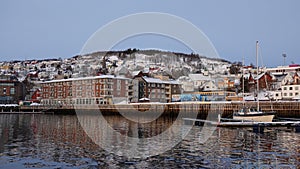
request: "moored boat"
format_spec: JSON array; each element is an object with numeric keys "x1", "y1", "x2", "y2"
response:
[
  {"x1": 233, "y1": 41, "x2": 276, "y2": 122},
  {"x1": 233, "y1": 107, "x2": 276, "y2": 122}
]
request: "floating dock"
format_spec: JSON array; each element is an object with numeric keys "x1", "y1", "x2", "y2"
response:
[
  {"x1": 183, "y1": 117, "x2": 300, "y2": 127},
  {"x1": 182, "y1": 117, "x2": 300, "y2": 133}
]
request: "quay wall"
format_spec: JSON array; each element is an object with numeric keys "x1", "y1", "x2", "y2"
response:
[{"x1": 17, "y1": 101, "x2": 300, "y2": 118}]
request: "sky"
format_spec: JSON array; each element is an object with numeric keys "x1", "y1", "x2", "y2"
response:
[{"x1": 0, "y1": 0, "x2": 299, "y2": 67}]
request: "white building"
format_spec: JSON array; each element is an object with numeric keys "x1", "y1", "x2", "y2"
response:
[
  {"x1": 188, "y1": 74, "x2": 211, "y2": 91},
  {"x1": 282, "y1": 84, "x2": 300, "y2": 100},
  {"x1": 199, "y1": 81, "x2": 218, "y2": 92},
  {"x1": 177, "y1": 76, "x2": 194, "y2": 93}
]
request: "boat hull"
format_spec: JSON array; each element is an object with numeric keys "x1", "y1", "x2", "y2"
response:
[{"x1": 233, "y1": 112, "x2": 275, "y2": 122}]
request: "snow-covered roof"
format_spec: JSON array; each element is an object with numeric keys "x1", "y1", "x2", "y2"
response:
[
  {"x1": 39, "y1": 75, "x2": 130, "y2": 84},
  {"x1": 244, "y1": 95, "x2": 255, "y2": 101},
  {"x1": 188, "y1": 74, "x2": 211, "y2": 81},
  {"x1": 254, "y1": 72, "x2": 265, "y2": 80},
  {"x1": 142, "y1": 76, "x2": 181, "y2": 85},
  {"x1": 131, "y1": 71, "x2": 142, "y2": 77}
]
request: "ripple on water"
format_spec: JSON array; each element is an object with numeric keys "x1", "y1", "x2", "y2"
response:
[{"x1": 0, "y1": 114, "x2": 299, "y2": 168}]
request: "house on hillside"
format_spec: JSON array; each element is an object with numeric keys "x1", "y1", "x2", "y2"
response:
[
  {"x1": 188, "y1": 74, "x2": 211, "y2": 91},
  {"x1": 177, "y1": 76, "x2": 194, "y2": 93},
  {"x1": 199, "y1": 81, "x2": 218, "y2": 92}
]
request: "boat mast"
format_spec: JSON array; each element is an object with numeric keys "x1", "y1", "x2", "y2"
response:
[
  {"x1": 256, "y1": 41, "x2": 260, "y2": 111},
  {"x1": 242, "y1": 57, "x2": 245, "y2": 95}
]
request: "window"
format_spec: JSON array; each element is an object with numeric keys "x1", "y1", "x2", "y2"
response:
[
  {"x1": 296, "y1": 87, "x2": 299, "y2": 90},
  {"x1": 289, "y1": 93, "x2": 293, "y2": 96},
  {"x1": 289, "y1": 87, "x2": 293, "y2": 90},
  {"x1": 284, "y1": 93, "x2": 287, "y2": 96},
  {"x1": 296, "y1": 93, "x2": 299, "y2": 96},
  {"x1": 275, "y1": 94, "x2": 279, "y2": 97},
  {"x1": 283, "y1": 87, "x2": 287, "y2": 90}
]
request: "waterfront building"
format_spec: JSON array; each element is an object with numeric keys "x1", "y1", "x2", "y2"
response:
[
  {"x1": 40, "y1": 75, "x2": 129, "y2": 106},
  {"x1": 282, "y1": 84, "x2": 300, "y2": 100},
  {"x1": 281, "y1": 72, "x2": 300, "y2": 100},
  {"x1": 0, "y1": 75, "x2": 25, "y2": 104},
  {"x1": 133, "y1": 76, "x2": 181, "y2": 103}
]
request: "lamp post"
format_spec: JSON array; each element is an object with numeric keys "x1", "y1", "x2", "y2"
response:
[{"x1": 282, "y1": 53, "x2": 287, "y2": 66}]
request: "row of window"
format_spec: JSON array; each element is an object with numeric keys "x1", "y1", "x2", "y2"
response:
[
  {"x1": 1, "y1": 87, "x2": 15, "y2": 95},
  {"x1": 283, "y1": 86, "x2": 300, "y2": 91},
  {"x1": 43, "y1": 79, "x2": 120, "y2": 87},
  {"x1": 44, "y1": 90, "x2": 117, "y2": 98},
  {"x1": 42, "y1": 98, "x2": 110, "y2": 105},
  {"x1": 283, "y1": 92, "x2": 299, "y2": 97}
]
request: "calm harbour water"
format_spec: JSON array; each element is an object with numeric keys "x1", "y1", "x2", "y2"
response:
[{"x1": 0, "y1": 113, "x2": 299, "y2": 169}]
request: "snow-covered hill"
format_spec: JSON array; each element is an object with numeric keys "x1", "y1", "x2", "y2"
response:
[{"x1": 0, "y1": 49, "x2": 231, "y2": 81}]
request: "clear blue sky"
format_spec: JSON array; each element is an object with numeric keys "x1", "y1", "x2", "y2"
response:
[{"x1": 0, "y1": 0, "x2": 299, "y2": 67}]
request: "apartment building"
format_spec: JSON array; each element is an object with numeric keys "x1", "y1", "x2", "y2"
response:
[
  {"x1": 0, "y1": 75, "x2": 24, "y2": 104},
  {"x1": 282, "y1": 84, "x2": 300, "y2": 100},
  {"x1": 133, "y1": 76, "x2": 181, "y2": 103},
  {"x1": 41, "y1": 75, "x2": 129, "y2": 106}
]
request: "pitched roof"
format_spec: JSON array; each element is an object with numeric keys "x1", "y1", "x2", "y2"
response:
[{"x1": 142, "y1": 76, "x2": 181, "y2": 85}]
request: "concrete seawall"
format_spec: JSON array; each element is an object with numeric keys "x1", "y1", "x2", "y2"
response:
[{"x1": 17, "y1": 101, "x2": 300, "y2": 118}]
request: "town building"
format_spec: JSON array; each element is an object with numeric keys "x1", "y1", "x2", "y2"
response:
[
  {"x1": 0, "y1": 75, "x2": 25, "y2": 104},
  {"x1": 133, "y1": 76, "x2": 181, "y2": 103},
  {"x1": 280, "y1": 72, "x2": 300, "y2": 100},
  {"x1": 40, "y1": 75, "x2": 130, "y2": 106},
  {"x1": 248, "y1": 72, "x2": 274, "y2": 92},
  {"x1": 282, "y1": 84, "x2": 300, "y2": 100},
  {"x1": 188, "y1": 74, "x2": 211, "y2": 91}
]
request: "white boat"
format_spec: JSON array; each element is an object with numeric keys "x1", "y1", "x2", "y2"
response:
[
  {"x1": 233, "y1": 41, "x2": 276, "y2": 122},
  {"x1": 233, "y1": 107, "x2": 276, "y2": 122}
]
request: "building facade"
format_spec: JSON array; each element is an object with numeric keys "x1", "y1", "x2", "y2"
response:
[
  {"x1": 282, "y1": 84, "x2": 300, "y2": 100},
  {"x1": 0, "y1": 75, "x2": 24, "y2": 104},
  {"x1": 41, "y1": 75, "x2": 129, "y2": 106},
  {"x1": 133, "y1": 76, "x2": 182, "y2": 103}
]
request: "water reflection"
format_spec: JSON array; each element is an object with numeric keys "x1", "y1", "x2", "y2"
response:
[{"x1": 0, "y1": 114, "x2": 299, "y2": 168}]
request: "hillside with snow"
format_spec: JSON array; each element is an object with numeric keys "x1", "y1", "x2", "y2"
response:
[{"x1": 0, "y1": 49, "x2": 231, "y2": 81}]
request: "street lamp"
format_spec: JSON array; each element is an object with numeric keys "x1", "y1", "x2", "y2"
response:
[{"x1": 282, "y1": 53, "x2": 287, "y2": 66}]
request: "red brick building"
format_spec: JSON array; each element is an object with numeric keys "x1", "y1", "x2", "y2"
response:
[
  {"x1": 0, "y1": 75, "x2": 24, "y2": 104},
  {"x1": 40, "y1": 75, "x2": 129, "y2": 106}
]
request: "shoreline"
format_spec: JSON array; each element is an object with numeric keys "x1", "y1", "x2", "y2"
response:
[{"x1": 0, "y1": 101, "x2": 298, "y2": 118}]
